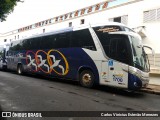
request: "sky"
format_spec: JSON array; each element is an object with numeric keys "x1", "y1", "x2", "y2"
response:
[{"x1": 0, "y1": 0, "x2": 106, "y2": 33}]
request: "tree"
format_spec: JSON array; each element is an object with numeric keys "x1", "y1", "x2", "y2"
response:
[{"x1": 0, "y1": 0, "x2": 23, "y2": 22}]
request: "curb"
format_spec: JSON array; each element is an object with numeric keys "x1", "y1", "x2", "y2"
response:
[
  {"x1": 140, "y1": 84, "x2": 160, "y2": 95},
  {"x1": 140, "y1": 89, "x2": 160, "y2": 95},
  {"x1": 149, "y1": 73, "x2": 160, "y2": 76}
]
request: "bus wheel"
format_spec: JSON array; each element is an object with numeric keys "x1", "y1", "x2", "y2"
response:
[
  {"x1": 79, "y1": 70, "x2": 95, "y2": 88},
  {"x1": 17, "y1": 64, "x2": 23, "y2": 75}
]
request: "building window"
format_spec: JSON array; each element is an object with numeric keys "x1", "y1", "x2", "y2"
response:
[
  {"x1": 114, "y1": 17, "x2": 121, "y2": 23},
  {"x1": 157, "y1": 8, "x2": 160, "y2": 20},
  {"x1": 15, "y1": 36, "x2": 16, "y2": 40},
  {"x1": 18, "y1": 35, "x2": 19, "y2": 39},
  {"x1": 109, "y1": 15, "x2": 128, "y2": 25},
  {"x1": 144, "y1": 9, "x2": 156, "y2": 22},
  {"x1": 43, "y1": 29, "x2": 45, "y2": 33},
  {"x1": 4, "y1": 39, "x2": 7, "y2": 42},
  {"x1": 144, "y1": 8, "x2": 160, "y2": 23},
  {"x1": 80, "y1": 19, "x2": 85, "y2": 24},
  {"x1": 69, "y1": 22, "x2": 72, "y2": 27}
]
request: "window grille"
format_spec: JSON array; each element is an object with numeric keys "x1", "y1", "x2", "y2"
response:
[
  {"x1": 143, "y1": 8, "x2": 160, "y2": 23},
  {"x1": 143, "y1": 11, "x2": 150, "y2": 23},
  {"x1": 157, "y1": 8, "x2": 160, "y2": 20},
  {"x1": 121, "y1": 15, "x2": 128, "y2": 25},
  {"x1": 109, "y1": 15, "x2": 128, "y2": 25},
  {"x1": 149, "y1": 9, "x2": 156, "y2": 21}
]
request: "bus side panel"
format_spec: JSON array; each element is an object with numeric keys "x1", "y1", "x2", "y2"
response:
[
  {"x1": 19, "y1": 48, "x2": 99, "y2": 82},
  {"x1": 7, "y1": 51, "x2": 24, "y2": 71},
  {"x1": 82, "y1": 48, "x2": 107, "y2": 85}
]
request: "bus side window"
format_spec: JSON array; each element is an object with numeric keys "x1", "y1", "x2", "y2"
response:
[
  {"x1": 38, "y1": 36, "x2": 53, "y2": 49},
  {"x1": 57, "y1": 32, "x2": 71, "y2": 48},
  {"x1": 21, "y1": 39, "x2": 31, "y2": 50},
  {"x1": 71, "y1": 29, "x2": 96, "y2": 51},
  {"x1": 99, "y1": 34, "x2": 110, "y2": 57},
  {"x1": 109, "y1": 38, "x2": 117, "y2": 59},
  {"x1": 30, "y1": 37, "x2": 41, "y2": 50},
  {"x1": 116, "y1": 38, "x2": 129, "y2": 64},
  {"x1": 50, "y1": 35, "x2": 58, "y2": 49},
  {"x1": 109, "y1": 35, "x2": 129, "y2": 64},
  {"x1": 10, "y1": 40, "x2": 22, "y2": 51}
]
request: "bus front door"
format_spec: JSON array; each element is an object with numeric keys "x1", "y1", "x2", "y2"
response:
[
  {"x1": 108, "y1": 60, "x2": 128, "y2": 88},
  {"x1": 106, "y1": 35, "x2": 129, "y2": 88}
]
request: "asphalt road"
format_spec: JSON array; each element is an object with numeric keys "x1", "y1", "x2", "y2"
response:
[{"x1": 0, "y1": 71, "x2": 160, "y2": 120}]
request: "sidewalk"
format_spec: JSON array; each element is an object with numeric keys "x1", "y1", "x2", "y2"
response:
[
  {"x1": 141, "y1": 84, "x2": 160, "y2": 95},
  {"x1": 140, "y1": 73, "x2": 160, "y2": 95}
]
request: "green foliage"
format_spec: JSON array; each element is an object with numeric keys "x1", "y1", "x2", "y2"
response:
[
  {"x1": 0, "y1": 51, "x2": 2, "y2": 55},
  {"x1": 0, "y1": 51, "x2": 3, "y2": 58},
  {"x1": 0, "y1": 0, "x2": 22, "y2": 22}
]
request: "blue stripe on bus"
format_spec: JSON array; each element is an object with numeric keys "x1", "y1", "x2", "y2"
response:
[{"x1": 128, "y1": 73, "x2": 142, "y2": 90}]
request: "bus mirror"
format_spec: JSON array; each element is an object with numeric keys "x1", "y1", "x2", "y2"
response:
[
  {"x1": 137, "y1": 45, "x2": 142, "y2": 48},
  {"x1": 143, "y1": 45, "x2": 155, "y2": 56}
]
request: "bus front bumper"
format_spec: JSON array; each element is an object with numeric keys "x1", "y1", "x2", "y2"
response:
[{"x1": 128, "y1": 66, "x2": 149, "y2": 90}]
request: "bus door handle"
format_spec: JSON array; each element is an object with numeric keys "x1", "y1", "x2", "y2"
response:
[{"x1": 110, "y1": 67, "x2": 114, "y2": 70}]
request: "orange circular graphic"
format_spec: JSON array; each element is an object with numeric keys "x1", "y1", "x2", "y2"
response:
[
  {"x1": 47, "y1": 49, "x2": 69, "y2": 75},
  {"x1": 35, "y1": 50, "x2": 52, "y2": 74}
]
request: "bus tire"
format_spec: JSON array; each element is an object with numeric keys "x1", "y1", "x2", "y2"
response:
[
  {"x1": 79, "y1": 70, "x2": 95, "y2": 88},
  {"x1": 17, "y1": 64, "x2": 23, "y2": 75}
]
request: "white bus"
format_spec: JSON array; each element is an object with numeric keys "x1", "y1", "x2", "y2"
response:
[{"x1": 5, "y1": 22, "x2": 151, "y2": 90}]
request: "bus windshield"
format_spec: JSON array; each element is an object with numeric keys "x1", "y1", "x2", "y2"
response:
[
  {"x1": 129, "y1": 36, "x2": 150, "y2": 72},
  {"x1": 93, "y1": 26, "x2": 132, "y2": 65},
  {"x1": 93, "y1": 26, "x2": 150, "y2": 72}
]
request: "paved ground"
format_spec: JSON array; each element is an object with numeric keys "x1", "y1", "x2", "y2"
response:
[{"x1": 0, "y1": 71, "x2": 160, "y2": 120}]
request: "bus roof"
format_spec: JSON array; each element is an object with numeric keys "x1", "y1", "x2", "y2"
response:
[
  {"x1": 73, "y1": 22, "x2": 128, "y2": 31},
  {"x1": 22, "y1": 22, "x2": 130, "y2": 40},
  {"x1": 23, "y1": 27, "x2": 73, "y2": 40}
]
